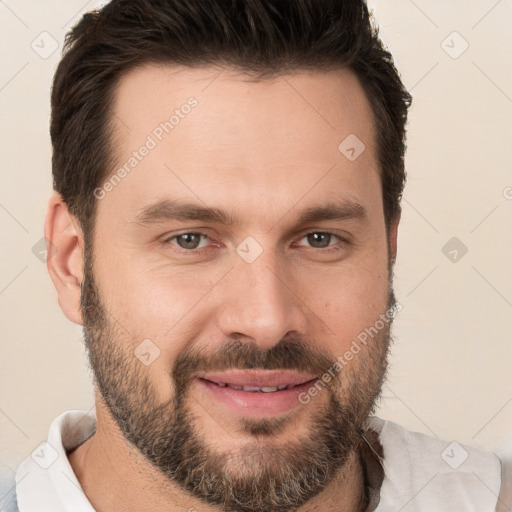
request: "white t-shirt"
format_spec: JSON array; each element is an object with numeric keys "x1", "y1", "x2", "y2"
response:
[{"x1": 1, "y1": 409, "x2": 508, "y2": 511}]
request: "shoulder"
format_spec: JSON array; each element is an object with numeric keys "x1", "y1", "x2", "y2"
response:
[
  {"x1": 495, "y1": 448, "x2": 512, "y2": 512},
  {"x1": 6, "y1": 409, "x2": 96, "y2": 512},
  {"x1": 0, "y1": 464, "x2": 19, "y2": 512},
  {"x1": 367, "y1": 416, "x2": 503, "y2": 512}
]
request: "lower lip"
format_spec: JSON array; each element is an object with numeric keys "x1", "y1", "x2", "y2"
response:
[{"x1": 197, "y1": 378, "x2": 318, "y2": 417}]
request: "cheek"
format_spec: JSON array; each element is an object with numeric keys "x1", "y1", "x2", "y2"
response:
[
  {"x1": 314, "y1": 256, "x2": 390, "y2": 353},
  {"x1": 98, "y1": 259, "x2": 224, "y2": 362}
]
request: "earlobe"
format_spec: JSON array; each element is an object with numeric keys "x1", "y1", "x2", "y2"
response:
[{"x1": 44, "y1": 192, "x2": 84, "y2": 325}]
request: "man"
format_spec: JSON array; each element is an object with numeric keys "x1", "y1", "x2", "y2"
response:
[{"x1": 4, "y1": 0, "x2": 509, "y2": 511}]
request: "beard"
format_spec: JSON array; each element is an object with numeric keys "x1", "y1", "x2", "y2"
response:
[{"x1": 80, "y1": 243, "x2": 396, "y2": 512}]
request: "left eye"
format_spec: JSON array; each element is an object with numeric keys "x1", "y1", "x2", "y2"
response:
[
  {"x1": 297, "y1": 232, "x2": 342, "y2": 249},
  {"x1": 169, "y1": 232, "x2": 210, "y2": 250}
]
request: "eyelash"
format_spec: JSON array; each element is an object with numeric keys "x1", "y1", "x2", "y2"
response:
[{"x1": 162, "y1": 231, "x2": 349, "y2": 255}]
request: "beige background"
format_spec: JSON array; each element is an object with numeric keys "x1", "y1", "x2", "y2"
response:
[{"x1": 1, "y1": 0, "x2": 511, "y2": 480}]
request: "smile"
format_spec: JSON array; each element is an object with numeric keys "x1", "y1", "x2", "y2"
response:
[
  {"x1": 196, "y1": 370, "x2": 319, "y2": 416},
  {"x1": 200, "y1": 379, "x2": 314, "y2": 393}
]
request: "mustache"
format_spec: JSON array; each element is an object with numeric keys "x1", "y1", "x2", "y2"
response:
[{"x1": 171, "y1": 337, "x2": 337, "y2": 391}]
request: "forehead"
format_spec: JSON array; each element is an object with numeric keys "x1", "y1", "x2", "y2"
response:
[
  {"x1": 110, "y1": 63, "x2": 377, "y2": 157},
  {"x1": 101, "y1": 63, "x2": 381, "y2": 226}
]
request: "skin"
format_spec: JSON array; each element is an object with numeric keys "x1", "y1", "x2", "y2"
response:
[{"x1": 46, "y1": 64, "x2": 399, "y2": 511}]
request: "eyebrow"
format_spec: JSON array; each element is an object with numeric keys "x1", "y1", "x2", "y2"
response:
[
  {"x1": 132, "y1": 198, "x2": 368, "y2": 228},
  {"x1": 133, "y1": 200, "x2": 237, "y2": 226}
]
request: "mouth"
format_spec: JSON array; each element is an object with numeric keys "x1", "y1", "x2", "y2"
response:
[
  {"x1": 199, "y1": 380, "x2": 310, "y2": 392},
  {"x1": 195, "y1": 370, "x2": 319, "y2": 417}
]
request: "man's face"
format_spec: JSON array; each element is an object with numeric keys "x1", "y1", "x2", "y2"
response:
[{"x1": 81, "y1": 64, "x2": 398, "y2": 511}]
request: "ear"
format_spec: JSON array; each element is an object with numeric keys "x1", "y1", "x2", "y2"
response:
[
  {"x1": 44, "y1": 192, "x2": 84, "y2": 325},
  {"x1": 388, "y1": 209, "x2": 401, "y2": 266}
]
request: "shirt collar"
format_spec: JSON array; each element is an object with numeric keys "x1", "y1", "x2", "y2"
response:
[
  {"x1": 16, "y1": 409, "x2": 97, "y2": 512},
  {"x1": 359, "y1": 421, "x2": 386, "y2": 512}
]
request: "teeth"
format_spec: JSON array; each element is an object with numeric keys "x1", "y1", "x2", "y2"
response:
[
  {"x1": 212, "y1": 381, "x2": 300, "y2": 392},
  {"x1": 260, "y1": 386, "x2": 278, "y2": 392}
]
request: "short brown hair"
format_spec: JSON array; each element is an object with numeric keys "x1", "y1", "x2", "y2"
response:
[{"x1": 51, "y1": 0, "x2": 412, "y2": 241}]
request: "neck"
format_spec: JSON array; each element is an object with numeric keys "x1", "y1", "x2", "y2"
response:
[{"x1": 68, "y1": 400, "x2": 367, "y2": 512}]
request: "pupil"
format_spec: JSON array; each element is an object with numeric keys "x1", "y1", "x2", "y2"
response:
[{"x1": 308, "y1": 233, "x2": 330, "y2": 248}]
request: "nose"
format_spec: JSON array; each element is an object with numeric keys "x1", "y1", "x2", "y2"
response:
[{"x1": 216, "y1": 250, "x2": 308, "y2": 350}]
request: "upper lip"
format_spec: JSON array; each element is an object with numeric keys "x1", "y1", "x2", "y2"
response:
[{"x1": 197, "y1": 370, "x2": 317, "y2": 388}]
